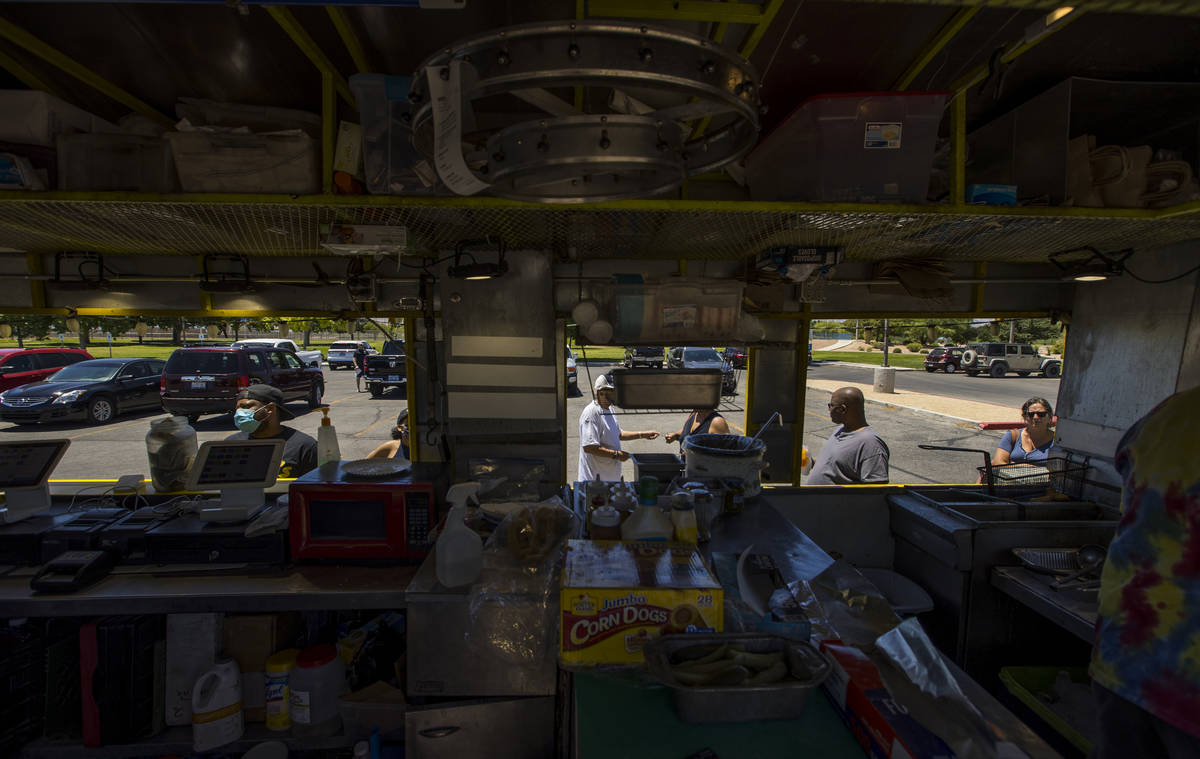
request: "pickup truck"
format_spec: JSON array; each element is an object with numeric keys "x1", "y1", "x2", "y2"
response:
[
  {"x1": 231, "y1": 339, "x2": 324, "y2": 369},
  {"x1": 364, "y1": 340, "x2": 406, "y2": 397}
]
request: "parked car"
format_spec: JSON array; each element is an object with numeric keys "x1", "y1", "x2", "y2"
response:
[
  {"x1": 160, "y1": 345, "x2": 324, "y2": 422},
  {"x1": 721, "y1": 346, "x2": 747, "y2": 369},
  {"x1": 0, "y1": 347, "x2": 93, "y2": 392},
  {"x1": 624, "y1": 346, "x2": 665, "y2": 369},
  {"x1": 230, "y1": 338, "x2": 324, "y2": 369},
  {"x1": 961, "y1": 342, "x2": 1062, "y2": 378},
  {"x1": 667, "y1": 346, "x2": 738, "y2": 395},
  {"x1": 364, "y1": 341, "x2": 406, "y2": 398},
  {"x1": 566, "y1": 346, "x2": 578, "y2": 391},
  {"x1": 0, "y1": 358, "x2": 165, "y2": 425},
  {"x1": 924, "y1": 346, "x2": 966, "y2": 373},
  {"x1": 327, "y1": 340, "x2": 375, "y2": 370}
]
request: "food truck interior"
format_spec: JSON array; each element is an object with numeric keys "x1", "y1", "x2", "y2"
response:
[{"x1": 0, "y1": 1, "x2": 1197, "y2": 757}]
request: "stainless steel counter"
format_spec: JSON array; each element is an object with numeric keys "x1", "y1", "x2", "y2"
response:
[
  {"x1": 0, "y1": 564, "x2": 418, "y2": 617},
  {"x1": 992, "y1": 566, "x2": 1098, "y2": 643}
]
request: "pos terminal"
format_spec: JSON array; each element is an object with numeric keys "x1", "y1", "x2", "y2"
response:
[{"x1": 0, "y1": 439, "x2": 71, "y2": 524}]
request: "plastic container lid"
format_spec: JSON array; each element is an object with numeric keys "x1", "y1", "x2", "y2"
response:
[
  {"x1": 591, "y1": 505, "x2": 621, "y2": 527},
  {"x1": 296, "y1": 644, "x2": 338, "y2": 669},
  {"x1": 266, "y1": 648, "x2": 299, "y2": 673}
]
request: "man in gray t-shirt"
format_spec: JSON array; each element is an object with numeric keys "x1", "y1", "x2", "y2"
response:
[{"x1": 806, "y1": 387, "x2": 890, "y2": 485}]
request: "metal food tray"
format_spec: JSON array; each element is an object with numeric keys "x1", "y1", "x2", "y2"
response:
[
  {"x1": 1012, "y1": 547, "x2": 1084, "y2": 575},
  {"x1": 643, "y1": 633, "x2": 831, "y2": 723}
]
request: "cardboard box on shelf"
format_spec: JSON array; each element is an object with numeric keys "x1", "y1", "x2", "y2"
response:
[
  {"x1": 560, "y1": 540, "x2": 722, "y2": 666},
  {"x1": 222, "y1": 613, "x2": 301, "y2": 722}
]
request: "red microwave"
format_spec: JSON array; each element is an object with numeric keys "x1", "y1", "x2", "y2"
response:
[{"x1": 289, "y1": 470, "x2": 436, "y2": 561}]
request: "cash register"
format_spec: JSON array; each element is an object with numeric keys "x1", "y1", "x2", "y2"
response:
[{"x1": 145, "y1": 439, "x2": 289, "y2": 565}]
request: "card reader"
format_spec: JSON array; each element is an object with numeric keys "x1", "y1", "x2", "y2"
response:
[{"x1": 30, "y1": 550, "x2": 118, "y2": 593}]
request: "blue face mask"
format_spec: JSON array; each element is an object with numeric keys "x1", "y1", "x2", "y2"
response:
[{"x1": 234, "y1": 406, "x2": 265, "y2": 434}]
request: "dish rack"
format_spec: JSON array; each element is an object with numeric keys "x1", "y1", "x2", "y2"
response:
[{"x1": 976, "y1": 456, "x2": 1091, "y2": 499}]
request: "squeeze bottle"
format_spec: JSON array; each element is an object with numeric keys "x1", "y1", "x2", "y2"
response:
[
  {"x1": 436, "y1": 482, "x2": 483, "y2": 588},
  {"x1": 316, "y1": 406, "x2": 341, "y2": 467}
]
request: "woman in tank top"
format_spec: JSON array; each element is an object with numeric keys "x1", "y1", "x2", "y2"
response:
[{"x1": 664, "y1": 406, "x2": 730, "y2": 455}]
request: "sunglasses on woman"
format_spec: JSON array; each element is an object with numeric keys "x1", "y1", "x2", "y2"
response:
[{"x1": 1025, "y1": 411, "x2": 1049, "y2": 418}]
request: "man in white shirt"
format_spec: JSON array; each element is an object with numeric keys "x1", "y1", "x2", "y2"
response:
[{"x1": 578, "y1": 373, "x2": 659, "y2": 482}]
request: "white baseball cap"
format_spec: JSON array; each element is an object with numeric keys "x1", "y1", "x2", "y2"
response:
[{"x1": 594, "y1": 373, "x2": 614, "y2": 391}]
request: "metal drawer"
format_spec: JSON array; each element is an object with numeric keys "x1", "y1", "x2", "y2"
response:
[{"x1": 406, "y1": 696, "x2": 555, "y2": 759}]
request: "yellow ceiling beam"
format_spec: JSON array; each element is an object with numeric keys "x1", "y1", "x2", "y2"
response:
[
  {"x1": 892, "y1": 6, "x2": 979, "y2": 90},
  {"x1": 266, "y1": 6, "x2": 356, "y2": 108},
  {"x1": 0, "y1": 15, "x2": 174, "y2": 130},
  {"x1": 0, "y1": 47, "x2": 59, "y2": 97},
  {"x1": 325, "y1": 6, "x2": 372, "y2": 75},
  {"x1": 950, "y1": 8, "x2": 1086, "y2": 95}
]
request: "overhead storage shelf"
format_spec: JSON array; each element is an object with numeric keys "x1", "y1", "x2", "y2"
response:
[{"x1": 0, "y1": 194, "x2": 1198, "y2": 262}]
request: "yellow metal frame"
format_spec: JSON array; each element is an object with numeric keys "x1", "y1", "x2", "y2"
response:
[
  {"x1": 0, "y1": 46, "x2": 59, "y2": 96},
  {"x1": 266, "y1": 7, "x2": 356, "y2": 108},
  {"x1": 404, "y1": 317, "x2": 420, "y2": 463},
  {"x1": 326, "y1": 6, "x2": 372, "y2": 75},
  {"x1": 1, "y1": 190, "x2": 1191, "y2": 220},
  {"x1": 791, "y1": 318, "x2": 810, "y2": 485},
  {"x1": 0, "y1": 15, "x2": 174, "y2": 130},
  {"x1": 892, "y1": 7, "x2": 979, "y2": 91},
  {"x1": 950, "y1": 9, "x2": 1086, "y2": 95}
]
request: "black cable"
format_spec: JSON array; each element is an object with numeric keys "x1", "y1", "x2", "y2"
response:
[{"x1": 1125, "y1": 262, "x2": 1200, "y2": 285}]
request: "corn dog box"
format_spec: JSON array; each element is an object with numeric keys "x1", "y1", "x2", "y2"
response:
[{"x1": 560, "y1": 540, "x2": 722, "y2": 665}]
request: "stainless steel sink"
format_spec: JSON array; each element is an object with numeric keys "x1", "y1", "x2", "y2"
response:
[
  {"x1": 907, "y1": 488, "x2": 1006, "y2": 507},
  {"x1": 943, "y1": 502, "x2": 1119, "y2": 525}
]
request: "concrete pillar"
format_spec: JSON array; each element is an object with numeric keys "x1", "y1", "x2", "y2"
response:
[{"x1": 873, "y1": 367, "x2": 896, "y2": 394}]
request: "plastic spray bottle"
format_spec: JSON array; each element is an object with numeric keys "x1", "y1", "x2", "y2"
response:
[
  {"x1": 316, "y1": 407, "x2": 340, "y2": 468},
  {"x1": 436, "y1": 482, "x2": 483, "y2": 588}
]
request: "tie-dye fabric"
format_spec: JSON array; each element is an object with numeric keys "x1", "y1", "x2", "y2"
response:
[{"x1": 1090, "y1": 385, "x2": 1200, "y2": 739}]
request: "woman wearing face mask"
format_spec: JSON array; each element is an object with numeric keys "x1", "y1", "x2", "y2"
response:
[
  {"x1": 226, "y1": 384, "x2": 319, "y2": 478},
  {"x1": 367, "y1": 408, "x2": 410, "y2": 461},
  {"x1": 993, "y1": 396, "x2": 1056, "y2": 465}
]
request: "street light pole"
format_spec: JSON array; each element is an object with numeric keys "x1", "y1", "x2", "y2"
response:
[{"x1": 883, "y1": 319, "x2": 890, "y2": 367}]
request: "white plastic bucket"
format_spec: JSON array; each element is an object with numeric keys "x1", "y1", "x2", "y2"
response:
[
  {"x1": 683, "y1": 433, "x2": 768, "y2": 496},
  {"x1": 192, "y1": 658, "x2": 244, "y2": 752}
]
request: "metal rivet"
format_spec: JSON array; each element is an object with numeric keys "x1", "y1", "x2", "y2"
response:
[
  {"x1": 540, "y1": 120, "x2": 547, "y2": 128},
  {"x1": 640, "y1": 25, "x2": 647, "y2": 33},
  {"x1": 497, "y1": 51, "x2": 510, "y2": 65},
  {"x1": 599, "y1": 130, "x2": 611, "y2": 150},
  {"x1": 516, "y1": 139, "x2": 523, "y2": 146},
  {"x1": 701, "y1": 60, "x2": 716, "y2": 74},
  {"x1": 570, "y1": 22, "x2": 576, "y2": 30},
  {"x1": 571, "y1": 179, "x2": 579, "y2": 186},
  {"x1": 568, "y1": 43, "x2": 580, "y2": 59},
  {"x1": 639, "y1": 47, "x2": 653, "y2": 63},
  {"x1": 656, "y1": 120, "x2": 663, "y2": 129},
  {"x1": 600, "y1": 115, "x2": 608, "y2": 124}
]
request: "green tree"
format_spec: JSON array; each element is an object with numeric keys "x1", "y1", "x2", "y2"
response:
[{"x1": 0, "y1": 315, "x2": 55, "y2": 347}]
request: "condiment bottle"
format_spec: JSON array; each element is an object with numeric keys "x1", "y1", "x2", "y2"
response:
[
  {"x1": 436, "y1": 482, "x2": 483, "y2": 588},
  {"x1": 723, "y1": 478, "x2": 746, "y2": 514},
  {"x1": 589, "y1": 505, "x2": 622, "y2": 540},
  {"x1": 671, "y1": 496, "x2": 698, "y2": 543},
  {"x1": 316, "y1": 406, "x2": 340, "y2": 468},
  {"x1": 621, "y1": 482, "x2": 673, "y2": 541}
]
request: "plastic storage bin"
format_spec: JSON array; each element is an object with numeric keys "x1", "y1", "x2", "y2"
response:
[
  {"x1": 175, "y1": 98, "x2": 321, "y2": 137},
  {"x1": 0, "y1": 90, "x2": 118, "y2": 148},
  {"x1": 167, "y1": 131, "x2": 319, "y2": 194},
  {"x1": 349, "y1": 74, "x2": 439, "y2": 195},
  {"x1": 746, "y1": 91, "x2": 947, "y2": 203},
  {"x1": 57, "y1": 134, "x2": 177, "y2": 192}
]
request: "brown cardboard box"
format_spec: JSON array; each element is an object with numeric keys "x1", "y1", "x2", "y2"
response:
[{"x1": 222, "y1": 613, "x2": 301, "y2": 721}]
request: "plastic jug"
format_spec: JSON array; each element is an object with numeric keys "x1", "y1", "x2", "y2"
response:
[
  {"x1": 621, "y1": 484, "x2": 673, "y2": 542},
  {"x1": 146, "y1": 415, "x2": 197, "y2": 492},
  {"x1": 192, "y1": 658, "x2": 244, "y2": 752},
  {"x1": 289, "y1": 644, "x2": 345, "y2": 738},
  {"x1": 317, "y1": 406, "x2": 341, "y2": 468},
  {"x1": 435, "y1": 482, "x2": 483, "y2": 588}
]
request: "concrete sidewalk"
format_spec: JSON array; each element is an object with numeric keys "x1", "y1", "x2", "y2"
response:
[{"x1": 807, "y1": 378, "x2": 1019, "y2": 426}]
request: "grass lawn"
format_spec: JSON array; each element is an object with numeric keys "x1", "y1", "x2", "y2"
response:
[
  {"x1": 812, "y1": 350, "x2": 927, "y2": 369},
  {"x1": 570, "y1": 344, "x2": 625, "y2": 362}
]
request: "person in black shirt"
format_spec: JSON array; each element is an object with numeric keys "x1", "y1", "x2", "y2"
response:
[
  {"x1": 664, "y1": 405, "x2": 731, "y2": 455},
  {"x1": 225, "y1": 384, "x2": 318, "y2": 478},
  {"x1": 353, "y1": 344, "x2": 369, "y2": 393}
]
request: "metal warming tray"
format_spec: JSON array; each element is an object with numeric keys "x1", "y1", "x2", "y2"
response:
[
  {"x1": 644, "y1": 633, "x2": 831, "y2": 723},
  {"x1": 610, "y1": 368, "x2": 722, "y2": 410}
]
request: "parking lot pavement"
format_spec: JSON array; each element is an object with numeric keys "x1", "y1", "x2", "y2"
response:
[
  {"x1": 0, "y1": 368, "x2": 407, "y2": 480},
  {"x1": 11, "y1": 368, "x2": 997, "y2": 485}
]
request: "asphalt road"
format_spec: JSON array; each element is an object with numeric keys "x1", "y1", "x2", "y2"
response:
[
  {"x1": 4, "y1": 367, "x2": 1000, "y2": 485},
  {"x1": 809, "y1": 362, "x2": 1062, "y2": 411},
  {"x1": 568, "y1": 381, "x2": 1000, "y2": 486}
]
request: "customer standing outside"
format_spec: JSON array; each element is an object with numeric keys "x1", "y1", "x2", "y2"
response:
[
  {"x1": 1089, "y1": 385, "x2": 1200, "y2": 758},
  {"x1": 577, "y1": 374, "x2": 658, "y2": 483},
  {"x1": 664, "y1": 405, "x2": 730, "y2": 455},
  {"x1": 806, "y1": 387, "x2": 890, "y2": 485},
  {"x1": 353, "y1": 342, "x2": 369, "y2": 393},
  {"x1": 225, "y1": 384, "x2": 318, "y2": 478},
  {"x1": 992, "y1": 397, "x2": 1056, "y2": 465}
]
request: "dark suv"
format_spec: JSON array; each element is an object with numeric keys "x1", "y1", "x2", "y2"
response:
[
  {"x1": 0, "y1": 347, "x2": 93, "y2": 392},
  {"x1": 364, "y1": 341, "x2": 406, "y2": 398},
  {"x1": 160, "y1": 345, "x2": 324, "y2": 422},
  {"x1": 623, "y1": 346, "x2": 665, "y2": 369},
  {"x1": 924, "y1": 346, "x2": 965, "y2": 373}
]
